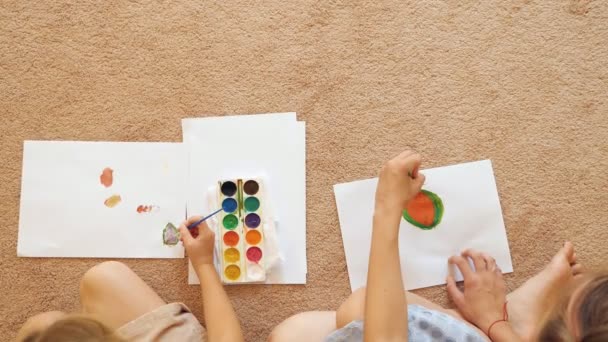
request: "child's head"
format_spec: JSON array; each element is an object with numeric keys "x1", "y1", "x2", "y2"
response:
[
  {"x1": 17, "y1": 313, "x2": 124, "y2": 342},
  {"x1": 539, "y1": 272, "x2": 608, "y2": 341}
]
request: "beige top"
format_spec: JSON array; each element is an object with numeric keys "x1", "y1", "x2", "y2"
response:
[{"x1": 117, "y1": 302, "x2": 206, "y2": 342}]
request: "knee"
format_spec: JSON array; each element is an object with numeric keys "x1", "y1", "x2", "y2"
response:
[
  {"x1": 80, "y1": 261, "x2": 131, "y2": 296},
  {"x1": 268, "y1": 313, "x2": 304, "y2": 342},
  {"x1": 336, "y1": 287, "x2": 366, "y2": 328},
  {"x1": 269, "y1": 312, "x2": 336, "y2": 342}
]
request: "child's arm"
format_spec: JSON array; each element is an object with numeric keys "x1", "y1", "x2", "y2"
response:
[
  {"x1": 179, "y1": 219, "x2": 244, "y2": 342},
  {"x1": 364, "y1": 151, "x2": 425, "y2": 342}
]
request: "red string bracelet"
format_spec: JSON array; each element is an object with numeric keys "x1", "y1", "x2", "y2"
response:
[{"x1": 486, "y1": 301, "x2": 509, "y2": 340}]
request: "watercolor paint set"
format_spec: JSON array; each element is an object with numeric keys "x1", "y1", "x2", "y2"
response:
[{"x1": 217, "y1": 178, "x2": 266, "y2": 283}]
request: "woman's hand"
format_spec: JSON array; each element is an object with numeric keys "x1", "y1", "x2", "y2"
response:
[
  {"x1": 375, "y1": 150, "x2": 425, "y2": 215},
  {"x1": 178, "y1": 216, "x2": 215, "y2": 267},
  {"x1": 447, "y1": 249, "x2": 508, "y2": 334}
]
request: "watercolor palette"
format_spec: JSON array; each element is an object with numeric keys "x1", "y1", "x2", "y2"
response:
[{"x1": 217, "y1": 178, "x2": 266, "y2": 283}]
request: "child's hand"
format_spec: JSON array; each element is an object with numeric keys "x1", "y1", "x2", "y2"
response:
[
  {"x1": 179, "y1": 216, "x2": 215, "y2": 267},
  {"x1": 375, "y1": 150, "x2": 425, "y2": 214},
  {"x1": 447, "y1": 250, "x2": 508, "y2": 335}
]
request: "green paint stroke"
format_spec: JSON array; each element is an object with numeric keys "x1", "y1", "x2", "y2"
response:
[
  {"x1": 162, "y1": 223, "x2": 180, "y2": 245},
  {"x1": 402, "y1": 190, "x2": 444, "y2": 230}
]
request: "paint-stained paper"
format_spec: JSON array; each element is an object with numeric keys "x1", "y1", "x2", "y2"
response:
[
  {"x1": 182, "y1": 114, "x2": 307, "y2": 284},
  {"x1": 334, "y1": 160, "x2": 513, "y2": 291},
  {"x1": 18, "y1": 141, "x2": 186, "y2": 258}
]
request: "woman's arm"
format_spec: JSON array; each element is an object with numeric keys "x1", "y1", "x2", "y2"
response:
[
  {"x1": 447, "y1": 250, "x2": 522, "y2": 342},
  {"x1": 179, "y1": 219, "x2": 244, "y2": 342},
  {"x1": 364, "y1": 151, "x2": 425, "y2": 342}
]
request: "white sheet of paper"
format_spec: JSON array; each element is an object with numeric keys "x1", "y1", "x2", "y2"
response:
[
  {"x1": 183, "y1": 116, "x2": 307, "y2": 284},
  {"x1": 334, "y1": 160, "x2": 513, "y2": 291},
  {"x1": 18, "y1": 141, "x2": 186, "y2": 258}
]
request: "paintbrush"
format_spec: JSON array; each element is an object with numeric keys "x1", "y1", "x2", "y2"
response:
[{"x1": 187, "y1": 208, "x2": 224, "y2": 230}]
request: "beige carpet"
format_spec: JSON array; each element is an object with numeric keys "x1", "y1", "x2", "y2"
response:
[{"x1": 1, "y1": 1, "x2": 607, "y2": 341}]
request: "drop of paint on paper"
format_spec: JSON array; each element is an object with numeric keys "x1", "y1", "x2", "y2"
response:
[
  {"x1": 104, "y1": 195, "x2": 122, "y2": 208},
  {"x1": 163, "y1": 223, "x2": 180, "y2": 245},
  {"x1": 100, "y1": 167, "x2": 113, "y2": 187},
  {"x1": 402, "y1": 190, "x2": 444, "y2": 230},
  {"x1": 137, "y1": 205, "x2": 160, "y2": 213}
]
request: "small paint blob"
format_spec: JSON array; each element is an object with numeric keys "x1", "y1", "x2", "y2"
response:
[
  {"x1": 136, "y1": 205, "x2": 159, "y2": 213},
  {"x1": 222, "y1": 214, "x2": 239, "y2": 230},
  {"x1": 246, "y1": 246, "x2": 263, "y2": 263},
  {"x1": 402, "y1": 190, "x2": 444, "y2": 230},
  {"x1": 221, "y1": 181, "x2": 237, "y2": 197},
  {"x1": 100, "y1": 167, "x2": 113, "y2": 187},
  {"x1": 244, "y1": 196, "x2": 260, "y2": 212},
  {"x1": 224, "y1": 265, "x2": 241, "y2": 280},
  {"x1": 104, "y1": 195, "x2": 122, "y2": 208},
  {"x1": 223, "y1": 231, "x2": 239, "y2": 246},
  {"x1": 224, "y1": 248, "x2": 240, "y2": 263},
  {"x1": 244, "y1": 213, "x2": 261, "y2": 228},
  {"x1": 162, "y1": 223, "x2": 180, "y2": 245},
  {"x1": 247, "y1": 263, "x2": 265, "y2": 281},
  {"x1": 243, "y1": 180, "x2": 259, "y2": 195},
  {"x1": 221, "y1": 198, "x2": 238, "y2": 213},
  {"x1": 246, "y1": 230, "x2": 262, "y2": 245}
]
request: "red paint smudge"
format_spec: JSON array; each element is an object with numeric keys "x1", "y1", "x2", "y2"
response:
[
  {"x1": 137, "y1": 205, "x2": 159, "y2": 213},
  {"x1": 405, "y1": 192, "x2": 436, "y2": 227},
  {"x1": 100, "y1": 168, "x2": 113, "y2": 187}
]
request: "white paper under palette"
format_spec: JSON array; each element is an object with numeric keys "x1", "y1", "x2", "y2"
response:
[
  {"x1": 334, "y1": 160, "x2": 513, "y2": 291},
  {"x1": 18, "y1": 141, "x2": 186, "y2": 258},
  {"x1": 183, "y1": 113, "x2": 307, "y2": 284}
]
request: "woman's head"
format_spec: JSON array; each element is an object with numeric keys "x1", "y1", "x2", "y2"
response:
[
  {"x1": 17, "y1": 313, "x2": 124, "y2": 342},
  {"x1": 539, "y1": 272, "x2": 608, "y2": 341}
]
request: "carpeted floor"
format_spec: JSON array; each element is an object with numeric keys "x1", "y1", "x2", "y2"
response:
[{"x1": 1, "y1": 1, "x2": 607, "y2": 341}]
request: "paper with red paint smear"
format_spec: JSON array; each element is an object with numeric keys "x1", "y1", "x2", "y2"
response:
[
  {"x1": 17, "y1": 140, "x2": 187, "y2": 258},
  {"x1": 334, "y1": 160, "x2": 513, "y2": 291}
]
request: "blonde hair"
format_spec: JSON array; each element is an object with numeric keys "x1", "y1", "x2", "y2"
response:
[{"x1": 22, "y1": 315, "x2": 125, "y2": 342}]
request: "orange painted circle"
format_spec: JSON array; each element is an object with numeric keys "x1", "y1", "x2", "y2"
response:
[
  {"x1": 405, "y1": 192, "x2": 436, "y2": 227},
  {"x1": 246, "y1": 230, "x2": 262, "y2": 245},
  {"x1": 223, "y1": 231, "x2": 239, "y2": 246}
]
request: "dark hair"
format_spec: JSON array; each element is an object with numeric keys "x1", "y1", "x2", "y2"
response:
[
  {"x1": 21, "y1": 315, "x2": 125, "y2": 342},
  {"x1": 538, "y1": 273, "x2": 608, "y2": 342}
]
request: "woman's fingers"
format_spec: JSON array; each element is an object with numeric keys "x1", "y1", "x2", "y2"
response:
[
  {"x1": 446, "y1": 275, "x2": 465, "y2": 309},
  {"x1": 462, "y1": 250, "x2": 486, "y2": 271},
  {"x1": 449, "y1": 255, "x2": 474, "y2": 279},
  {"x1": 481, "y1": 252, "x2": 496, "y2": 271}
]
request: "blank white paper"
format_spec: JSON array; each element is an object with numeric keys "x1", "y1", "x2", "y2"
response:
[
  {"x1": 182, "y1": 115, "x2": 307, "y2": 284},
  {"x1": 18, "y1": 141, "x2": 186, "y2": 258},
  {"x1": 334, "y1": 160, "x2": 513, "y2": 291}
]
